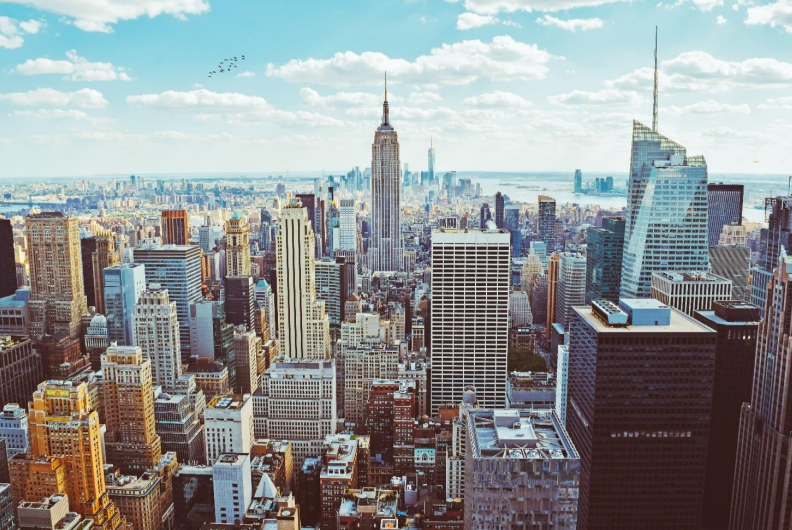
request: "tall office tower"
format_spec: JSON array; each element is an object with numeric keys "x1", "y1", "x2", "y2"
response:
[
  {"x1": 479, "y1": 203, "x2": 492, "y2": 228},
  {"x1": 707, "y1": 183, "x2": 743, "y2": 247},
  {"x1": 189, "y1": 300, "x2": 235, "y2": 363},
  {"x1": 430, "y1": 227, "x2": 510, "y2": 413},
  {"x1": 0, "y1": 219, "x2": 16, "y2": 299},
  {"x1": 225, "y1": 276, "x2": 255, "y2": 330},
  {"x1": 103, "y1": 263, "x2": 146, "y2": 346},
  {"x1": 134, "y1": 287, "x2": 182, "y2": 390},
  {"x1": 160, "y1": 209, "x2": 189, "y2": 245},
  {"x1": 204, "y1": 394, "x2": 254, "y2": 464},
  {"x1": 254, "y1": 278, "x2": 277, "y2": 340},
  {"x1": 338, "y1": 199, "x2": 358, "y2": 253},
  {"x1": 91, "y1": 229, "x2": 118, "y2": 314},
  {"x1": 134, "y1": 245, "x2": 202, "y2": 358},
  {"x1": 692, "y1": 302, "x2": 760, "y2": 530},
  {"x1": 342, "y1": 340, "x2": 399, "y2": 429},
  {"x1": 369, "y1": 79, "x2": 403, "y2": 273},
  {"x1": 212, "y1": 454, "x2": 253, "y2": 525},
  {"x1": 585, "y1": 217, "x2": 625, "y2": 303},
  {"x1": 750, "y1": 196, "x2": 792, "y2": 315},
  {"x1": 567, "y1": 299, "x2": 716, "y2": 529},
  {"x1": 82, "y1": 236, "x2": 98, "y2": 308},
  {"x1": 254, "y1": 358, "x2": 337, "y2": 474},
  {"x1": 731, "y1": 252, "x2": 792, "y2": 529},
  {"x1": 709, "y1": 245, "x2": 751, "y2": 302},
  {"x1": 225, "y1": 212, "x2": 250, "y2": 277},
  {"x1": 199, "y1": 225, "x2": 217, "y2": 252},
  {"x1": 233, "y1": 328, "x2": 261, "y2": 395},
  {"x1": 315, "y1": 258, "x2": 348, "y2": 328},
  {"x1": 0, "y1": 336, "x2": 43, "y2": 407},
  {"x1": 504, "y1": 205, "x2": 522, "y2": 256},
  {"x1": 573, "y1": 169, "x2": 583, "y2": 194},
  {"x1": 464, "y1": 407, "x2": 579, "y2": 530},
  {"x1": 620, "y1": 123, "x2": 709, "y2": 297},
  {"x1": 494, "y1": 192, "x2": 505, "y2": 229},
  {"x1": 538, "y1": 195, "x2": 557, "y2": 255},
  {"x1": 276, "y1": 201, "x2": 330, "y2": 359},
  {"x1": 28, "y1": 380, "x2": 125, "y2": 530},
  {"x1": 509, "y1": 290, "x2": 532, "y2": 328},
  {"x1": 530, "y1": 274, "x2": 548, "y2": 325},
  {"x1": 102, "y1": 345, "x2": 162, "y2": 473},
  {"x1": 545, "y1": 253, "x2": 560, "y2": 340},
  {"x1": 556, "y1": 253, "x2": 587, "y2": 329},
  {"x1": 430, "y1": 136, "x2": 435, "y2": 184},
  {"x1": 650, "y1": 271, "x2": 732, "y2": 316},
  {"x1": 26, "y1": 212, "x2": 87, "y2": 338}
]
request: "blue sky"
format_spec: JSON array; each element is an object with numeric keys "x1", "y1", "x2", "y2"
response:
[{"x1": 0, "y1": 0, "x2": 791, "y2": 178}]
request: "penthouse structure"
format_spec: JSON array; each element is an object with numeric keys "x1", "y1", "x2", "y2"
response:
[{"x1": 650, "y1": 271, "x2": 732, "y2": 317}]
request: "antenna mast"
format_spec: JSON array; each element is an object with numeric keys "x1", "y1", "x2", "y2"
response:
[{"x1": 652, "y1": 26, "x2": 659, "y2": 132}]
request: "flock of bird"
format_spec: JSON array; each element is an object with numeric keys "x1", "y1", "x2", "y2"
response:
[{"x1": 208, "y1": 55, "x2": 245, "y2": 77}]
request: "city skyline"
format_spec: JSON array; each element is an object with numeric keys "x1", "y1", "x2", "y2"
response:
[{"x1": 0, "y1": 0, "x2": 791, "y2": 178}]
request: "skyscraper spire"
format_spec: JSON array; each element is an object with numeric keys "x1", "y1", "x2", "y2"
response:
[
  {"x1": 652, "y1": 26, "x2": 659, "y2": 132},
  {"x1": 382, "y1": 71, "x2": 390, "y2": 126}
]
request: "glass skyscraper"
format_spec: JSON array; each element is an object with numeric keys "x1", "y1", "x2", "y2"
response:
[
  {"x1": 620, "y1": 121, "x2": 710, "y2": 298},
  {"x1": 585, "y1": 217, "x2": 625, "y2": 304},
  {"x1": 707, "y1": 183, "x2": 743, "y2": 247},
  {"x1": 103, "y1": 263, "x2": 146, "y2": 346},
  {"x1": 538, "y1": 195, "x2": 557, "y2": 256}
]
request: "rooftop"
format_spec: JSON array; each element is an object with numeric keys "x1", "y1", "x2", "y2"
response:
[
  {"x1": 214, "y1": 453, "x2": 248, "y2": 467},
  {"x1": 207, "y1": 394, "x2": 248, "y2": 409},
  {"x1": 654, "y1": 271, "x2": 730, "y2": 283},
  {"x1": 574, "y1": 302, "x2": 715, "y2": 334}
]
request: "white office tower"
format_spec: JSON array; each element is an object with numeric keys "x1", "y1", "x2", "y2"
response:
[
  {"x1": 620, "y1": 121, "x2": 710, "y2": 298},
  {"x1": 555, "y1": 344, "x2": 569, "y2": 426},
  {"x1": 431, "y1": 227, "x2": 510, "y2": 413},
  {"x1": 276, "y1": 201, "x2": 330, "y2": 359},
  {"x1": 254, "y1": 278, "x2": 277, "y2": 340},
  {"x1": 204, "y1": 394, "x2": 254, "y2": 464},
  {"x1": 556, "y1": 253, "x2": 587, "y2": 329},
  {"x1": 338, "y1": 199, "x2": 358, "y2": 253},
  {"x1": 253, "y1": 358, "x2": 337, "y2": 474},
  {"x1": 225, "y1": 212, "x2": 251, "y2": 277},
  {"x1": 0, "y1": 403, "x2": 28, "y2": 457},
  {"x1": 213, "y1": 453, "x2": 253, "y2": 525},
  {"x1": 134, "y1": 286, "x2": 182, "y2": 390},
  {"x1": 368, "y1": 78, "x2": 403, "y2": 273},
  {"x1": 509, "y1": 290, "x2": 533, "y2": 328}
]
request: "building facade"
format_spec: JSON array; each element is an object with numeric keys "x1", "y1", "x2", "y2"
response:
[{"x1": 585, "y1": 217, "x2": 625, "y2": 304}]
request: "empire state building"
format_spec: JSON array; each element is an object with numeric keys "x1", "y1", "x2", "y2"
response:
[{"x1": 369, "y1": 76, "x2": 403, "y2": 272}]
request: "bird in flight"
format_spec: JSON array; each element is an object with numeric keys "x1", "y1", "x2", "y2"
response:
[{"x1": 208, "y1": 55, "x2": 247, "y2": 77}]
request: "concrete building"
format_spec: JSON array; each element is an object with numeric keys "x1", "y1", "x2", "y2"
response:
[
  {"x1": 538, "y1": 196, "x2": 556, "y2": 255},
  {"x1": 233, "y1": 328, "x2": 261, "y2": 395},
  {"x1": 555, "y1": 345, "x2": 569, "y2": 426},
  {"x1": 710, "y1": 245, "x2": 751, "y2": 303},
  {"x1": 103, "y1": 263, "x2": 146, "y2": 346},
  {"x1": 212, "y1": 454, "x2": 253, "y2": 526},
  {"x1": 225, "y1": 212, "x2": 250, "y2": 277},
  {"x1": 505, "y1": 371, "x2": 556, "y2": 410},
  {"x1": 342, "y1": 340, "x2": 399, "y2": 429},
  {"x1": 431, "y1": 227, "x2": 510, "y2": 412},
  {"x1": 16, "y1": 494, "x2": 86, "y2": 530},
  {"x1": 464, "y1": 407, "x2": 579, "y2": 530},
  {"x1": 204, "y1": 395, "x2": 254, "y2": 465},
  {"x1": 650, "y1": 271, "x2": 732, "y2": 317},
  {"x1": 509, "y1": 290, "x2": 532, "y2": 329},
  {"x1": 0, "y1": 288, "x2": 29, "y2": 336},
  {"x1": 224, "y1": 276, "x2": 255, "y2": 332},
  {"x1": 253, "y1": 279, "x2": 276, "y2": 341},
  {"x1": 320, "y1": 434, "x2": 360, "y2": 530},
  {"x1": 556, "y1": 253, "x2": 586, "y2": 329},
  {"x1": 90, "y1": 229, "x2": 119, "y2": 315},
  {"x1": 107, "y1": 452, "x2": 177, "y2": 530},
  {"x1": 134, "y1": 287, "x2": 182, "y2": 390},
  {"x1": 160, "y1": 210, "x2": 189, "y2": 246},
  {"x1": 0, "y1": 403, "x2": 28, "y2": 458},
  {"x1": 185, "y1": 358, "x2": 230, "y2": 403},
  {"x1": 567, "y1": 299, "x2": 716, "y2": 529},
  {"x1": 153, "y1": 393, "x2": 204, "y2": 465},
  {"x1": 707, "y1": 183, "x2": 743, "y2": 247},
  {"x1": 189, "y1": 300, "x2": 234, "y2": 364},
  {"x1": 0, "y1": 335, "x2": 43, "y2": 409}
]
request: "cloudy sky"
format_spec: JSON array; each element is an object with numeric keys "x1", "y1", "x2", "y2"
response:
[{"x1": 1, "y1": 0, "x2": 791, "y2": 178}]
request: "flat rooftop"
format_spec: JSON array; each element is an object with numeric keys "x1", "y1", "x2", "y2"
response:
[
  {"x1": 574, "y1": 304, "x2": 715, "y2": 334},
  {"x1": 654, "y1": 271, "x2": 729, "y2": 283},
  {"x1": 207, "y1": 394, "x2": 248, "y2": 409},
  {"x1": 468, "y1": 409, "x2": 577, "y2": 461}
]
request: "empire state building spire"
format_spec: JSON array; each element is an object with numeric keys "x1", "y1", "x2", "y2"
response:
[{"x1": 380, "y1": 72, "x2": 391, "y2": 129}]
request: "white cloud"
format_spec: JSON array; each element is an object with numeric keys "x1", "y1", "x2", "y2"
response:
[
  {"x1": 463, "y1": 90, "x2": 532, "y2": 108},
  {"x1": 457, "y1": 12, "x2": 499, "y2": 29},
  {"x1": 745, "y1": 0, "x2": 792, "y2": 33},
  {"x1": 455, "y1": 0, "x2": 631, "y2": 15},
  {"x1": 0, "y1": 88, "x2": 108, "y2": 108},
  {"x1": 549, "y1": 88, "x2": 642, "y2": 106},
  {"x1": 16, "y1": 50, "x2": 132, "y2": 81},
  {"x1": 758, "y1": 95, "x2": 792, "y2": 109},
  {"x1": 536, "y1": 15, "x2": 604, "y2": 31},
  {"x1": 691, "y1": 0, "x2": 724, "y2": 10},
  {"x1": 665, "y1": 100, "x2": 750, "y2": 114},
  {"x1": 345, "y1": 106, "x2": 457, "y2": 121},
  {"x1": 236, "y1": 71, "x2": 256, "y2": 77},
  {"x1": 299, "y1": 87, "x2": 381, "y2": 108},
  {"x1": 607, "y1": 51, "x2": 792, "y2": 92},
  {"x1": 0, "y1": 16, "x2": 43, "y2": 49},
  {"x1": 266, "y1": 36, "x2": 553, "y2": 86},
  {"x1": 11, "y1": 108, "x2": 113, "y2": 125},
  {"x1": 127, "y1": 89, "x2": 344, "y2": 128},
  {"x1": 716, "y1": 14, "x2": 728, "y2": 23},
  {"x1": 408, "y1": 91, "x2": 443, "y2": 104},
  {"x1": 0, "y1": 0, "x2": 210, "y2": 33}
]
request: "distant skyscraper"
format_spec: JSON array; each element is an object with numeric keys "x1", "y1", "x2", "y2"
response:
[
  {"x1": 103, "y1": 263, "x2": 146, "y2": 346},
  {"x1": 479, "y1": 203, "x2": 492, "y2": 227},
  {"x1": 546, "y1": 253, "x2": 560, "y2": 340},
  {"x1": 254, "y1": 279, "x2": 277, "y2": 341},
  {"x1": 338, "y1": 199, "x2": 358, "y2": 253},
  {"x1": 750, "y1": 196, "x2": 792, "y2": 315},
  {"x1": 567, "y1": 299, "x2": 716, "y2": 529},
  {"x1": 134, "y1": 287, "x2": 182, "y2": 390},
  {"x1": 134, "y1": 245, "x2": 202, "y2": 358},
  {"x1": 731, "y1": 251, "x2": 792, "y2": 529},
  {"x1": 81, "y1": 236, "x2": 98, "y2": 309},
  {"x1": 276, "y1": 201, "x2": 330, "y2": 359},
  {"x1": 369, "y1": 77, "x2": 403, "y2": 272},
  {"x1": 92, "y1": 228, "x2": 118, "y2": 314},
  {"x1": 710, "y1": 245, "x2": 751, "y2": 302},
  {"x1": 430, "y1": 227, "x2": 510, "y2": 412},
  {"x1": 556, "y1": 253, "x2": 586, "y2": 329},
  {"x1": 574, "y1": 169, "x2": 583, "y2": 193},
  {"x1": 225, "y1": 212, "x2": 250, "y2": 277},
  {"x1": 102, "y1": 345, "x2": 162, "y2": 473},
  {"x1": 707, "y1": 183, "x2": 743, "y2": 247},
  {"x1": 585, "y1": 217, "x2": 625, "y2": 303},
  {"x1": 160, "y1": 209, "x2": 189, "y2": 245},
  {"x1": 538, "y1": 195, "x2": 557, "y2": 255},
  {"x1": 504, "y1": 205, "x2": 522, "y2": 257},
  {"x1": 0, "y1": 219, "x2": 17, "y2": 300},
  {"x1": 26, "y1": 212, "x2": 87, "y2": 338},
  {"x1": 428, "y1": 137, "x2": 435, "y2": 184},
  {"x1": 495, "y1": 192, "x2": 505, "y2": 229},
  {"x1": 225, "y1": 276, "x2": 255, "y2": 331}
]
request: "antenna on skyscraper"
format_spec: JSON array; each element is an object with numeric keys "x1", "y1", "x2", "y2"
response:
[{"x1": 652, "y1": 26, "x2": 659, "y2": 132}]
